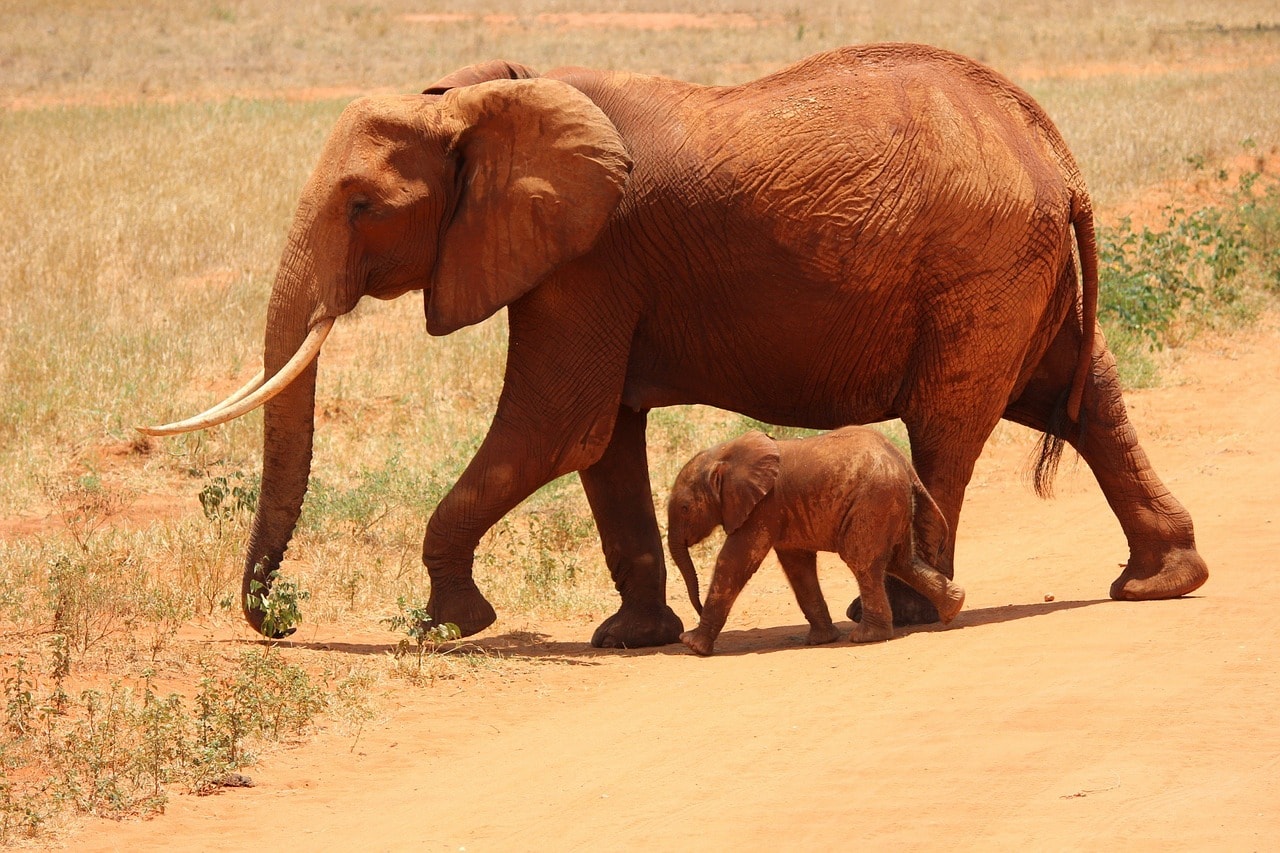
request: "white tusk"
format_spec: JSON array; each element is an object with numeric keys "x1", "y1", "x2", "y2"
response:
[
  {"x1": 160, "y1": 367, "x2": 267, "y2": 426},
  {"x1": 138, "y1": 318, "x2": 335, "y2": 436},
  {"x1": 207, "y1": 368, "x2": 267, "y2": 414}
]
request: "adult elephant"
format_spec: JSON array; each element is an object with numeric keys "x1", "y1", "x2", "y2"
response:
[{"x1": 142, "y1": 44, "x2": 1208, "y2": 647}]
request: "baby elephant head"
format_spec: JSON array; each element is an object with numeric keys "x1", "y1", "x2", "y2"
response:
[{"x1": 666, "y1": 431, "x2": 781, "y2": 613}]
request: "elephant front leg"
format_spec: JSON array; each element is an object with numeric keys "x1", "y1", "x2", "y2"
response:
[
  {"x1": 422, "y1": 412, "x2": 595, "y2": 637},
  {"x1": 680, "y1": 526, "x2": 772, "y2": 656},
  {"x1": 580, "y1": 406, "x2": 683, "y2": 648},
  {"x1": 421, "y1": 480, "x2": 503, "y2": 638}
]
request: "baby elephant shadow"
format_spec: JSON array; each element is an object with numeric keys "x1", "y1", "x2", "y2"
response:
[{"x1": 697, "y1": 596, "x2": 1115, "y2": 657}]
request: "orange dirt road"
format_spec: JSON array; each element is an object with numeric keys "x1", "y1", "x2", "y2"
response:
[{"x1": 77, "y1": 317, "x2": 1280, "y2": 850}]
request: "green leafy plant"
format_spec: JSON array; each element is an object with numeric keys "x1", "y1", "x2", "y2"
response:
[
  {"x1": 3, "y1": 656, "x2": 36, "y2": 737},
  {"x1": 1098, "y1": 170, "x2": 1280, "y2": 356},
  {"x1": 57, "y1": 685, "x2": 142, "y2": 816},
  {"x1": 198, "y1": 471, "x2": 259, "y2": 534},
  {"x1": 140, "y1": 583, "x2": 196, "y2": 661},
  {"x1": 1235, "y1": 171, "x2": 1280, "y2": 290},
  {"x1": 245, "y1": 569, "x2": 311, "y2": 638},
  {"x1": 300, "y1": 456, "x2": 427, "y2": 541},
  {"x1": 191, "y1": 647, "x2": 326, "y2": 789},
  {"x1": 383, "y1": 597, "x2": 461, "y2": 675},
  {"x1": 135, "y1": 679, "x2": 189, "y2": 807}
]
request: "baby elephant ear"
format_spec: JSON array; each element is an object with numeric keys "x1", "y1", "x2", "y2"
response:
[
  {"x1": 427, "y1": 78, "x2": 632, "y2": 336},
  {"x1": 719, "y1": 431, "x2": 782, "y2": 534}
]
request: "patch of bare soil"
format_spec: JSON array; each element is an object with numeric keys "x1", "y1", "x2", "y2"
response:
[
  {"x1": 0, "y1": 439, "x2": 191, "y2": 540},
  {"x1": 65, "y1": 311, "x2": 1280, "y2": 849},
  {"x1": 399, "y1": 12, "x2": 780, "y2": 31},
  {"x1": 1109, "y1": 149, "x2": 1280, "y2": 229}
]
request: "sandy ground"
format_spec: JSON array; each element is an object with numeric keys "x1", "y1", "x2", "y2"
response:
[{"x1": 59, "y1": 313, "x2": 1279, "y2": 851}]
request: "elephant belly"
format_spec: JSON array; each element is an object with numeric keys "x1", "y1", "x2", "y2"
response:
[{"x1": 622, "y1": 305, "x2": 913, "y2": 429}]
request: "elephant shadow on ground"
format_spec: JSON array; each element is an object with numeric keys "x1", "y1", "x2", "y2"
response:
[
  {"x1": 527, "y1": 597, "x2": 1138, "y2": 659},
  {"x1": 254, "y1": 631, "x2": 613, "y2": 666},
  {"x1": 679, "y1": 596, "x2": 1121, "y2": 658},
  {"x1": 245, "y1": 597, "x2": 1159, "y2": 661}
]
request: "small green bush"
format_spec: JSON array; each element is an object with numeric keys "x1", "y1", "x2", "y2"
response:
[{"x1": 1097, "y1": 169, "x2": 1278, "y2": 362}]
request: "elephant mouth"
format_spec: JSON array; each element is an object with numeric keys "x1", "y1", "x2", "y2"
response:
[{"x1": 137, "y1": 317, "x2": 335, "y2": 436}]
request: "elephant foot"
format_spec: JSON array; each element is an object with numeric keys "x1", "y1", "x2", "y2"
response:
[
  {"x1": 806, "y1": 624, "x2": 842, "y2": 646},
  {"x1": 936, "y1": 581, "x2": 966, "y2": 624},
  {"x1": 680, "y1": 628, "x2": 716, "y2": 657},
  {"x1": 848, "y1": 619, "x2": 893, "y2": 644},
  {"x1": 591, "y1": 602, "x2": 684, "y2": 649},
  {"x1": 847, "y1": 582, "x2": 940, "y2": 627},
  {"x1": 426, "y1": 576, "x2": 497, "y2": 638},
  {"x1": 1110, "y1": 546, "x2": 1209, "y2": 601}
]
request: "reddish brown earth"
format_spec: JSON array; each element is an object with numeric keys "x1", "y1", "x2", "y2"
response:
[
  {"x1": 6, "y1": 39, "x2": 1277, "y2": 847},
  {"x1": 62, "y1": 314, "x2": 1279, "y2": 850}
]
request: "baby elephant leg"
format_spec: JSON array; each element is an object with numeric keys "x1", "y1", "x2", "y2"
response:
[
  {"x1": 680, "y1": 529, "x2": 771, "y2": 656},
  {"x1": 775, "y1": 549, "x2": 841, "y2": 646},
  {"x1": 845, "y1": 552, "x2": 896, "y2": 643},
  {"x1": 890, "y1": 557, "x2": 965, "y2": 624}
]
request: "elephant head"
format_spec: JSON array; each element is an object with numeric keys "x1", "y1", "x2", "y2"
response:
[
  {"x1": 666, "y1": 431, "x2": 782, "y2": 616},
  {"x1": 140, "y1": 78, "x2": 632, "y2": 635}
]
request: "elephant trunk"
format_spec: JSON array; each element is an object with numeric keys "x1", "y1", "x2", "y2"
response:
[
  {"x1": 241, "y1": 237, "x2": 327, "y2": 637},
  {"x1": 669, "y1": 534, "x2": 703, "y2": 616}
]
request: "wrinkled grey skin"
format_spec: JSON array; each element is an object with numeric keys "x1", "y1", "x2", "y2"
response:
[{"x1": 667, "y1": 427, "x2": 965, "y2": 656}]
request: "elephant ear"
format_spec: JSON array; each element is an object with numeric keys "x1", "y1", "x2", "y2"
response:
[
  {"x1": 423, "y1": 60, "x2": 541, "y2": 94},
  {"x1": 715, "y1": 431, "x2": 782, "y2": 534},
  {"x1": 426, "y1": 78, "x2": 632, "y2": 336}
]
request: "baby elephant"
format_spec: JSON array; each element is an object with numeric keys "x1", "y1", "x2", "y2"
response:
[{"x1": 667, "y1": 427, "x2": 964, "y2": 656}]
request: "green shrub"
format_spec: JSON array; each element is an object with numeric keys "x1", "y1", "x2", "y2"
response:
[{"x1": 1096, "y1": 169, "x2": 1279, "y2": 376}]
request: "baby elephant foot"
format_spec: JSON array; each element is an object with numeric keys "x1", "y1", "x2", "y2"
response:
[
  {"x1": 680, "y1": 627, "x2": 717, "y2": 657},
  {"x1": 806, "y1": 624, "x2": 842, "y2": 646}
]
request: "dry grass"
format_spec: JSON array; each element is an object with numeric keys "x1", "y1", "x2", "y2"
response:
[{"x1": 1, "y1": 0, "x2": 1278, "y2": 841}]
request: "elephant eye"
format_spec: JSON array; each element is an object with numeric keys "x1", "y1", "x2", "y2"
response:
[{"x1": 347, "y1": 195, "x2": 373, "y2": 224}]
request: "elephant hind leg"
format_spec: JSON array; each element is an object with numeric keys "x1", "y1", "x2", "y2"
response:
[
  {"x1": 868, "y1": 394, "x2": 1009, "y2": 626},
  {"x1": 1006, "y1": 323, "x2": 1208, "y2": 600},
  {"x1": 855, "y1": 307, "x2": 1034, "y2": 626},
  {"x1": 776, "y1": 549, "x2": 840, "y2": 646},
  {"x1": 580, "y1": 406, "x2": 684, "y2": 648},
  {"x1": 889, "y1": 547, "x2": 966, "y2": 624}
]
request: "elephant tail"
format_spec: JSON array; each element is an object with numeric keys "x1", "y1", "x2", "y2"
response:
[
  {"x1": 1033, "y1": 192, "x2": 1098, "y2": 499},
  {"x1": 910, "y1": 473, "x2": 949, "y2": 570},
  {"x1": 1067, "y1": 194, "x2": 1098, "y2": 425}
]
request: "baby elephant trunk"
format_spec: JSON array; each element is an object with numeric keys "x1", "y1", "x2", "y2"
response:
[{"x1": 668, "y1": 537, "x2": 703, "y2": 616}]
